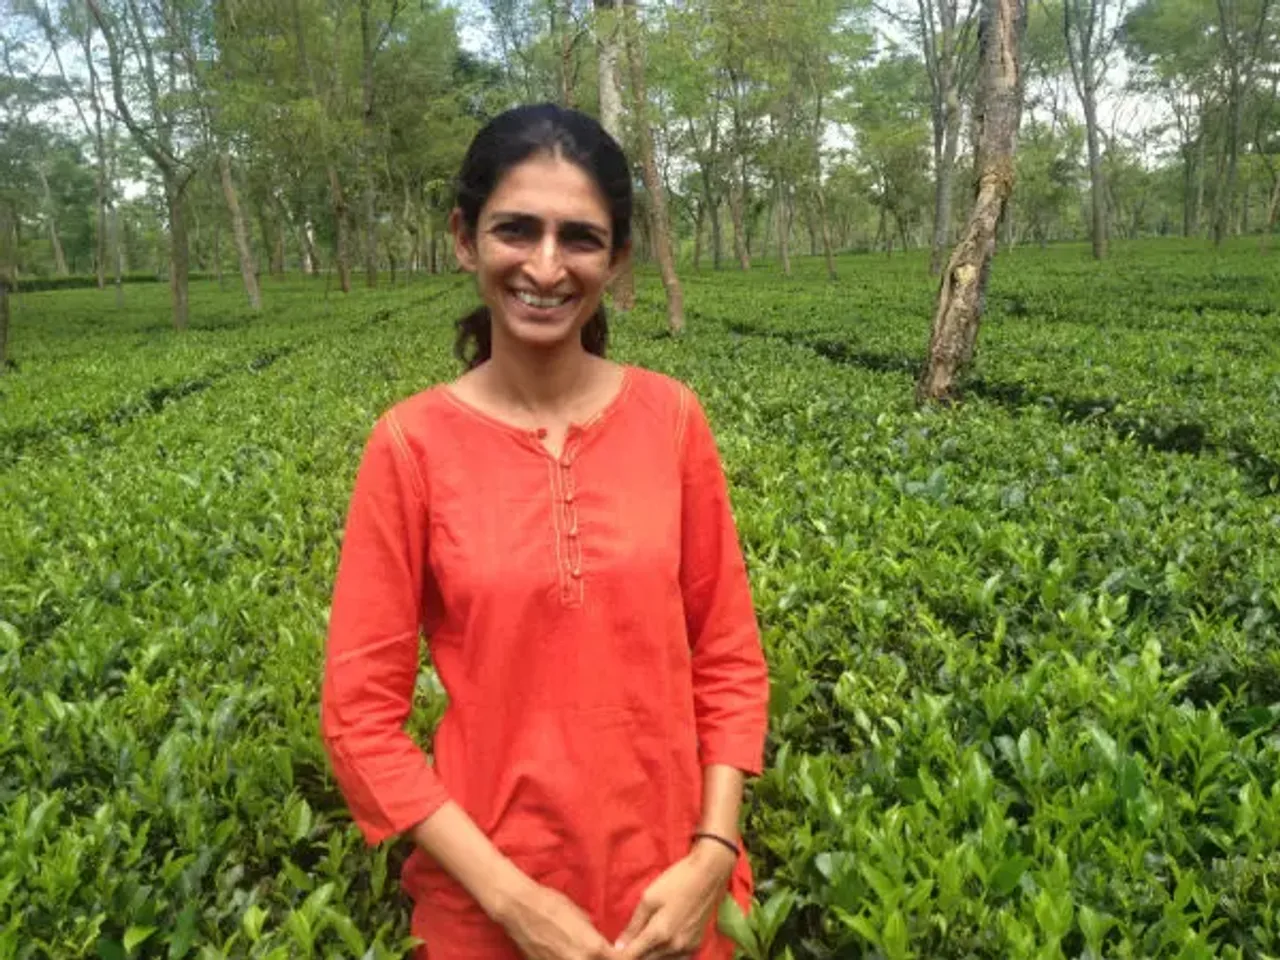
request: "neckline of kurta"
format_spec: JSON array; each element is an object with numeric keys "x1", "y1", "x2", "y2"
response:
[{"x1": 437, "y1": 364, "x2": 636, "y2": 461}]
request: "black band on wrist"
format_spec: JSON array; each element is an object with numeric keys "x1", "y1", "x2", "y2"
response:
[{"x1": 692, "y1": 830, "x2": 739, "y2": 858}]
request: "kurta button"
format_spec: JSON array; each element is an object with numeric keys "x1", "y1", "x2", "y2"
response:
[
  {"x1": 565, "y1": 491, "x2": 575, "y2": 503},
  {"x1": 571, "y1": 568, "x2": 582, "y2": 578}
]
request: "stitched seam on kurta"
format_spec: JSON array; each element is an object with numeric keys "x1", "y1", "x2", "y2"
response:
[
  {"x1": 331, "y1": 629, "x2": 419, "y2": 666},
  {"x1": 326, "y1": 733, "x2": 440, "y2": 836},
  {"x1": 674, "y1": 383, "x2": 691, "y2": 461},
  {"x1": 547, "y1": 457, "x2": 566, "y2": 604},
  {"x1": 386, "y1": 411, "x2": 427, "y2": 507}
]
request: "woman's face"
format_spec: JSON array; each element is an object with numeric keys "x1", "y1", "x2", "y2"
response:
[{"x1": 452, "y1": 152, "x2": 625, "y2": 357}]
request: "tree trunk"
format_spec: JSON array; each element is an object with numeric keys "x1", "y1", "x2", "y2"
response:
[
  {"x1": 328, "y1": 165, "x2": 352, "y2": 293},
  {"x1": 623, "y1": 0, "x2": 683, "y2": 333},
  {"x1": 1083, "y1": 93, "x2": 1107, "y2": 259},
  {"x1": 87, "y1": 55, "x2": 108, "y2": 291},
  {"x1": 1261, "y1": 174, "x2": 1280, "y2": 251},
  {"x1": 0, "y1": 274, "x2": 8, "y2": 375},
  {"x1": 359, "y1": 0, "x2": 387, "y2": 288},
  {"x1": 165, "y1": 172, "x2": 191, "y2": 331},
  {"x1": 363, "y1": 184, "x2": 378, "y2": 286},
  {"x1": 1193, "y1": 133, "x2": 1207, "y2": 235},
  {"x1": 214, "y1": 223, "x2": 225, "y2": 289},
  {"x1": 699, "y1": 161, "x2": 723, "y2": 270},
  {"x1": 1215, "y1": 89, "x2": 1242, "y2": 247},
  {"x1": 559, "y1": 0, "x2": 576, "y2": 106},
  {"x1": 259, "y1": 207, "x2": 274, "y2": 275},
  {"x1": 111, "y1": 200, "x2": 124, "y2": 307},
  {"x1": 918, "y1": 0, "x2": 1024, "y2": 404},
  {"x1": 109, "y1": 123, "x2": 124, "y2": 306},
  {"x1": 692, "y1": 200, "x2": 704, "y2": 271},
  {"x1": 85, "y1": 0, "x2": 191, "y2": 327},
  {"x1": 778, "y1": 182, "x2": 792, "y2": 276},
  {"x1": 301, "y1": 218, "x2": 318, "y2": 275},
  {"x1": 1182, "y1": 142, "x2": 1195, "y2": 237},
  {"x1": 37, "y1": 167, "x2": 70, "y2": 276},
  {"x1": 809, "y1": 88, "x2": 837, "y2": 279},
  {"x1": 729, "y1": 180, "x2": 750, "y2": 270},
  {"x1": 0, "y1": 204, "x2": 10, "y2": 372},
  {"x1": 815, "y1": 184, "x2": 838, "y2": 279},
  {"x1": 726, "y1": 78, "x2": 751, "y2": 271},
  {"x1": 930, "y1": 90, "x2": 962, "y2": 274},
  {"x1": 218, "y1": 151, "x2": 262, "y2": 311},
  {"x1": 595, "y1": 0, "x2": 634, "y2": 311}
]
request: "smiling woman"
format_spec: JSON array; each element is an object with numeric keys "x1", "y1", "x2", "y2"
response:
[
  {"x1": 448, "y1": 106, "x2": 633, "y2": 375},
  {"x1": 320, "y1": 104, "x2": 770, "y2": 960}
]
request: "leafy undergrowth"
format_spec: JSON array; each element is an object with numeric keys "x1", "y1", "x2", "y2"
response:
[{"x1": 3, "y1": 239, "x2": 1279, "y2": 959}]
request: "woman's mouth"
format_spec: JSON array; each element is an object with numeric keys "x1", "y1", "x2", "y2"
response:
[{"x1": 513, "y1": 290, "x2": 573, "y2": 309}]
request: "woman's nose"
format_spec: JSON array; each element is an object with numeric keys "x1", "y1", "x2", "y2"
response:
[{"x1": 525, "y1": 233, "x2": 566, "y2": 287}]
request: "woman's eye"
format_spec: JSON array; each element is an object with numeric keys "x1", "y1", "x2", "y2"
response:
[
  {"x1": 494, "y1": 221, "x2": 535, "y2": 240},
  {"x1": 564, "y1": 232, "x2": 604, "y2": 250}
]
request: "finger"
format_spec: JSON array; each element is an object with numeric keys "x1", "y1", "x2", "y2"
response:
[
  {"x1": 617, "y1": 917, "x2": 668, "y2": 960},
  {"x1": 614, "y1": 898, "x2": 656, "y2": 952}
]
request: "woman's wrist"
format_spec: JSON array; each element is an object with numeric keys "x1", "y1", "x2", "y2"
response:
[
  {"x1": 689, "y1": 834, "x2": 738, "y2": 880},
  {"x1": 408, "y1": 802, "x2": 536, "y2": 929},
  {"x1": 482, "y1": 862, "x2": 538, "y2": 927}
]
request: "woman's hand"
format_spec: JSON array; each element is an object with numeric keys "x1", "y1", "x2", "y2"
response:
[
  {"x1": 500, "y1": 880, "x2": 621, "y2": 960},
  {"x1": 614, "y1": 841, "x2": 737, "y2": 959}
]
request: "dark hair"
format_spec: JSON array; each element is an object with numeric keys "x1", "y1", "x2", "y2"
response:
[{"x1": 452, "y1": 103, "x2": 632, "y2": 370}]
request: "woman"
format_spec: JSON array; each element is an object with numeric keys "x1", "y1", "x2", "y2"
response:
[{"x1": 321, "y1": 104, "x2": 769, "y2": 960}]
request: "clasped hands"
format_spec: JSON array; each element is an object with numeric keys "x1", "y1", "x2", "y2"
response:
[{"x1": 500, "y1": 840, "x2": 737, "y2": 960}]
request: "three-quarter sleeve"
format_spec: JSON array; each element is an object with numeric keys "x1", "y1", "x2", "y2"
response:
[
  {"x1": 321, "y1": 412, "x2": 450, "y2": 845},
  {"x1": 678, "y1": 389, "x2": 769, "y2": 776}
]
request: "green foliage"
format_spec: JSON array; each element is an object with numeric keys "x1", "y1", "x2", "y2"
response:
[
  {"x1": 10, "y1": 272, "x2": 214, "y2": 293},
  {"x1": 3, "y1": 239, "x2": 1279, "y2": 957}
]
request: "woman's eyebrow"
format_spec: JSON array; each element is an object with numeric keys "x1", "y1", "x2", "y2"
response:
[
  {"x1": 487, "y1": 211, "x2": 608, "y2": 237},
  {"x1": 559, "y1": 221, "x2": 609, "y2": 240}
]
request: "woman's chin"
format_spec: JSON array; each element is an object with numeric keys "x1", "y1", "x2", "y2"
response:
[{"x1": 496, "y1": 304, "x2": 592, "y2": 351}]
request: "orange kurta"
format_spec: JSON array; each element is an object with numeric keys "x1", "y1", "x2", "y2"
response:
[{"x1": 321, "y1": 365, "x2": 769, "y2": 958}]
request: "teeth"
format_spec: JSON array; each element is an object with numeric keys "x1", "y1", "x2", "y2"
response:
[{"x1": 515, "y1": 290, "x2": 570, "y2": 309}]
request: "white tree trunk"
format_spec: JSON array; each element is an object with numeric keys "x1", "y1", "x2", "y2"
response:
[{"x1": 218, "y1": 151, "x2": 262, "y2": 311}]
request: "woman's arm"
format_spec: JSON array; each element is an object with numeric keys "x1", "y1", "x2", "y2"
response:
[
  {"x1": 676, "y1": 388, "x2": 769, "y2": 778},
  {"x1": 695, "y1": 763, "x2": 746, "y2": 851},
  {"x1": 409, "y1": 802, "x2": 532, "y2": 920},
  {"x1": 322, "y1": 413, "x2": 449, "y2": 842}
]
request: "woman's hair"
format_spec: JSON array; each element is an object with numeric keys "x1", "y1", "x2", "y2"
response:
[{"x1": 451, "y1": 103, "x2": 633, "y2": 370}]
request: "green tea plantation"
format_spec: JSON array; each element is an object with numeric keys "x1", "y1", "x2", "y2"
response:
[{"x1": 3, "y1": 240, "x2": 1280, "y2": 959}]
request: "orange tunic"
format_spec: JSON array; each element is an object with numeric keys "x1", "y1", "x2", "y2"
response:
[{"x1": 321, "y1": 366, "x2": 769, "y2": 958}]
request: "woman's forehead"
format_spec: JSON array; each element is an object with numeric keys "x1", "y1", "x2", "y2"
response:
[{"x1": 484, "y1": 155, "x2": 611, "y2": 227}]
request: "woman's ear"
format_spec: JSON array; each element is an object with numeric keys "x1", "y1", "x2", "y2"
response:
[{"x1": 450, "y1": 208, "x2": 477, "y2": 273}]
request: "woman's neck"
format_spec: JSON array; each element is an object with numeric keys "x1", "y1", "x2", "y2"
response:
[{"x1": 484, "y1": 338, "x2": 600, "y2": 420}]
